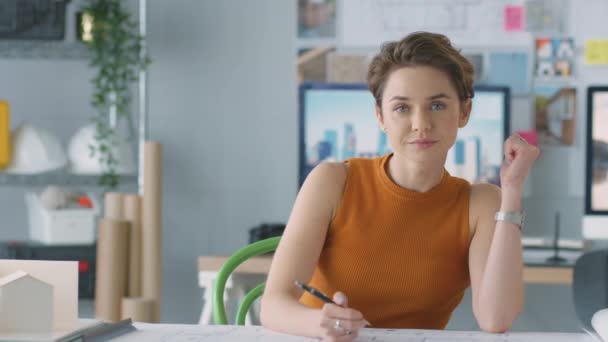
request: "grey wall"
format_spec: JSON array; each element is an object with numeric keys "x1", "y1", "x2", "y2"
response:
[{"x1": 146, "y1": 0, "x2": 297, "y2": 323}]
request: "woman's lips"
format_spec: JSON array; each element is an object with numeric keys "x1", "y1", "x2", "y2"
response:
[{"x1": 409, "y1": 140, "x2": 438, "y2": 149}]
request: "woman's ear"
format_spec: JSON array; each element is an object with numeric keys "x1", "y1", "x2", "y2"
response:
[
  {"x1": 375, "y1": 104, "x2": 385, "y2": 130},
  {"x1": 458, "y1": 98, "x2": 472, "y2": 128}
]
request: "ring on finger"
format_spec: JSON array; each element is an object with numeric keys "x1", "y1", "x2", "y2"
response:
[{"x1": 334, "y1": 319, "x2": 343, "y2": 332}]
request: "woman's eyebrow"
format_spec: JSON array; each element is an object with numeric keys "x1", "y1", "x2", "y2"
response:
[{"x1": 389, "y1": 93, "x2": 450, "y2": 102}]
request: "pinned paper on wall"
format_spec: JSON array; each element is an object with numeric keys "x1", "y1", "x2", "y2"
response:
[
  {"x1": 585, "y1": 40, "x2": 608, "y2": 65},
  {"x1": 487, "y1": 52, "x2": 530, "y2": 95},
  {"x1": 534, "y1": 86, "x2": 576, "y2": 146},
  {"x1": 535, "y1": 37, "x2": 575, "y2": 77},
  {"x1": 504, "y1": 5, "x2": 525, "y2": 32}
]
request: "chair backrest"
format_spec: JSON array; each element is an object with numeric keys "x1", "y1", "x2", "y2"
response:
[
  {"x1": 212, "y1": 236, "x2": 280, "y2": 325},
  {"x1": 572, "y1": 249, "x2": 608, "y2": 334}
]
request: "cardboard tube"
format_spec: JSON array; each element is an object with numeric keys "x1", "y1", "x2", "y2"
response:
[
  {"x1": 126, "y1": 222, "x2": 142, "y2": 297},
  {"x1": 123, "y1": 194, "x2": 142, "y2": 296},
  {"x1": 121, "y1": 297, "x2": 154, "y2": 322},
  {"x1": 142, "y1": 141, "x2": 162, "y2": 322},
  {"x1": 95, "y1": 218, "x2": 130, "y2": 322},
  {"x1": 123, "y1": 194, "x2": 142, "y2": 223},
  {"x1": 105, "y1": 192, "x2": 124, "y2": 219}
]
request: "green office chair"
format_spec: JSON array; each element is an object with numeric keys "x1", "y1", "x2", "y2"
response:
[{"x1": 212, "y1": 236, "x2": 280, "y2": 325}]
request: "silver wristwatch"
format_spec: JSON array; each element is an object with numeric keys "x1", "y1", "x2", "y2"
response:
[{"x1": 495, "y1": 211, "x2": 525, "y2": 231}]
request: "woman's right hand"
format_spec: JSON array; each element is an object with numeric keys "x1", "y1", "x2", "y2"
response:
[{"x1": 318, "y1": 292, "x2": 370, "y2": 342}]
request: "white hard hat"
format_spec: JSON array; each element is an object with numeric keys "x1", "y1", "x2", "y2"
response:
[
  {"x1": 68, "y1": 124, "x2": 136, "y2": 175},
  {"x1": 5, "y1": 123, "x2": 68, "y2": 174}
]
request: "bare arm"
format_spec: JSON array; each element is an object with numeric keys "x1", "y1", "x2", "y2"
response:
[
  {"x1": 469, "y1": 133, "x2": 539, "y2": 333},
  {"x1": 260, "y1": 162, "x2": 367, "y2": 339},
  {"x1": 468, "y1": 184, "x2": 524, "y2": 333}
]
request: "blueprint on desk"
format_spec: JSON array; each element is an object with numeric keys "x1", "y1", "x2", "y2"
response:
[{"x1": 112, "y1": 324, "x2": 595, "y2": 342}]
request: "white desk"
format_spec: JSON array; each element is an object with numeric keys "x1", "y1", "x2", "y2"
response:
[
  {"x1": 197, "y1": 249, "x2": 583, "y2": 325},
  {"x1": 113, "y1": 323, "x2": 593, "y2": 341}
]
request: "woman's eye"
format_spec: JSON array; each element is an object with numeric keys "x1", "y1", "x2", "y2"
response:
[
  {"x1": 431, "y1": 102, "x2": 446, "y2": 111},
  {"x1": 394, "y1": 105, "x2": 409, "y2": 113}
]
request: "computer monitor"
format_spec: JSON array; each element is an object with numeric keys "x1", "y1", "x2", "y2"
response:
[
  {"x1": 298, "y1": 82, "x2": 510, "y2": 186},
  {"x1": 583, "y1": 86, "x2": 608, "y2": 239}
]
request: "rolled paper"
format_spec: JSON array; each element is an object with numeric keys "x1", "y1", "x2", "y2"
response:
[
  {"x1": 142, "y1": 141, "x2": 162, "y2": 322},
  {"x1": 121, "y1": 297, "x2": 155, "y2": 322},
  {"x1": 123, "y1": 194, "x2": 143, "y2": 296},
  {"x1": 95, "y1": 218, "x2": 130, "y2": 322},
  {"x1": 123, "y1": 194, "x2": 142, "y2": 223},
  {"x1": 104, "y1": 192, "x2": 125, "y2": 220}
]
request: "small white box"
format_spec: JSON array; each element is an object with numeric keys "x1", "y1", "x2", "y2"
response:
[{"x1": 25, "y1": 192, "x2": 99, "y2": 245}]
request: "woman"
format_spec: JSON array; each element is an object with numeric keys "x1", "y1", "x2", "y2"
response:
[{"x1": 260, "y1": 31, "x2": 539, "y2": 341}]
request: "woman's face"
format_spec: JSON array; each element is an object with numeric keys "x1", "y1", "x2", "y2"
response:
[{"x1": 376, "y1": 66, "x2": 471, "y2": 165}]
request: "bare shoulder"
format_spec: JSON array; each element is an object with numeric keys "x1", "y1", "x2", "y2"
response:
[
  {"x1": 303, "y1": 162, "x2": 348, "y2": 211},
  {"x1": 304, "y1": 162, "x2": 348, "y2": 191},
  {"x1": 309, "y1": 161, "x2": 348, "y2": 179},
  {"x1": 470, "y1": 183, "x2": 501, "y2": 202},
  {"x1": 469, "y1": 183, "x2": 502, "y2": 235}
]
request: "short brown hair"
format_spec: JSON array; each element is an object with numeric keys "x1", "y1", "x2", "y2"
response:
[{"x1": 367, "y1": 32, "x2": 474, "y2": 107}]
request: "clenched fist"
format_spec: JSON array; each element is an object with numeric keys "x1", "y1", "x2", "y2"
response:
[{"x1": 500, "y1": 133, "x2": 540, "y2": 190}]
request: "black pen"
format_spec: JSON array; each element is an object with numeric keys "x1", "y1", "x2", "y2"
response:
[
  {"x1": 294, "y1": 280, "x2": 336, "y2": 304},
  {"x1": 295, "y1": 280, "x2": 372, "y2": 327}
]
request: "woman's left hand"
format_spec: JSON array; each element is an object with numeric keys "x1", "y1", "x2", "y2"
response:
[{"x1": 500, "y1": 133, "x2": 540, "y2": 191}]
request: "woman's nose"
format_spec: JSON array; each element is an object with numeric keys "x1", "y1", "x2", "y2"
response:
[{"x1": 411, "y1": 110, "x2": 431, "y2": 132}]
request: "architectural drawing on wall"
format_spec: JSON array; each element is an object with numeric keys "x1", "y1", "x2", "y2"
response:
[
  {"x1": 341, "y1": 0, "x2": 532, "y2": 48},
  {"x1": 370, "y1": 0, "x2": 469, "y2": 33},
  {"x1": 525, "y1": 0, "x2": 568, "y2": 35}
]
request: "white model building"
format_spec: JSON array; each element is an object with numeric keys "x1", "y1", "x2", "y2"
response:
[{"x1": 0, "y1": 270, "x2": 54, "y2": 333}]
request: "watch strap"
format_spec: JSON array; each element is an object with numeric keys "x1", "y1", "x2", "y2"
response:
[{"x1": 495, "y1": 211, "x2": 525, "y2": 231}]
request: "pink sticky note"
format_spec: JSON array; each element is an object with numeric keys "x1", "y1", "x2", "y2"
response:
[
  {"x1": 516, "y1": 130, "x2": 538, "y2": 147},
  {"x1": 504, "y1": 5, "x2": 524, "y2": 32}
]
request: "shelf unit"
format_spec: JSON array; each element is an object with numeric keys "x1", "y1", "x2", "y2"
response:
[
  {"x1": 0, "y1": 0, "x2": 148, "y2": 193},
  {"x1": 0, "y1": 41, "x2": 90, "y2": 60},
  {"x1": 0, "y1": 172, "x2": 137, "y2": 187}
]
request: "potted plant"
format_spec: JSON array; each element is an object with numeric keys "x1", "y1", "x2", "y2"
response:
[{"x1": 79, "y1": 0, "x2": 150, "y2": 188}]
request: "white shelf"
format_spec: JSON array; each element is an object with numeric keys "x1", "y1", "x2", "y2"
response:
[
  {"x1": 0, "y1": 0, "x2": 147, "y2": 193},
  {"x1": 0, "y1": 171, "x2": 137, "y2": 187}
]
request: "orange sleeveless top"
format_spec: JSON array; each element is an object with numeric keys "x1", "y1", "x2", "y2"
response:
[{"x1": 299, "y1": 154, "x2": 471, "y2": 329}]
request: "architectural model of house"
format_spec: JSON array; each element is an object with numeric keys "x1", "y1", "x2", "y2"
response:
[{"x1": 0, "y1": 270, "x2": 54, "y2": 333}]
